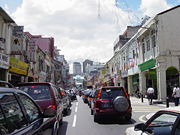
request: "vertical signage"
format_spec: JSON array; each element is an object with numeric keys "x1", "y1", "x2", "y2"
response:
[
  {"x1": 29, "y1": 40, "x2": 36, "y2": 62},
  {"x1": 11, "y1": 26, "x2": 24, "y2": 55}
]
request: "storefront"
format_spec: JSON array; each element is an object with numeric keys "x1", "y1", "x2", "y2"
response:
[
  {"x1": 138, "y1": 59, "x2": 157, "y2": 98},
  {"x1": 8, "y1": 57, "x2": 29, "y2": 85},
  {"x1": 0, "y1": 53, "x2": 9, "y2": 81}
]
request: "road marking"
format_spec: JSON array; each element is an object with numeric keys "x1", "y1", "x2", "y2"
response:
[
  {"x1": 75, "y1": 106, "x2": 78, "y2": 112},
  {"x1": 72, "y1": 114, "x2": 77, "y2": 127},
  {"x1": 76, "y1": 102, "x2": 78, "y2": 106},
  {"x1": 139, "y1": 115, "x2": 146, "y2": 123}
]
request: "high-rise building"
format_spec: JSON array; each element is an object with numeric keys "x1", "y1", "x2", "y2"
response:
[
  {"x1": 73, "y1": 62, "x2": 81, "y2": 75},
  {"x1": 83, "y1": 59, "x2": 93, "y2": 73}
]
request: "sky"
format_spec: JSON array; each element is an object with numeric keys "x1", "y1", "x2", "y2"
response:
[{"x1": 0, "y1": 0, "x2": 179, "y2": 64}]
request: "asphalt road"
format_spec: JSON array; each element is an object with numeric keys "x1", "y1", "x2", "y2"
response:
[{"x1": 58, "y1": 96, "x2": 164, "y2": 135}]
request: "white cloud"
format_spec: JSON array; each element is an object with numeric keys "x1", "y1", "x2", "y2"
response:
[
  {"x1": 12, "y1": 0, "x2": 136, "y2": 63},
  {"x1": 140, "y1": 0, "x2": 171, "y2": 16}
]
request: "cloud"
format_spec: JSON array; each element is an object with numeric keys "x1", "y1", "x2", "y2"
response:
[
  {"x1": 12, "y1": 0, "x2": 137, "y2": 63},
  {"x1": 140, "y1": 0, "x2": 171, "y2": 16}
]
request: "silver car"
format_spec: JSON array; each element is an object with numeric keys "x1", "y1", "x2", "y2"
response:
[{"x1": 125, "y1": 106, "x2": 180, "y2": 135}]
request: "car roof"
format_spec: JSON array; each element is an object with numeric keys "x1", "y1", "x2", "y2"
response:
[
  {"x1": 17, "y1": 82, "x2": 53, "y2": 86},
  {"x1": 0, "y1": 87, "x2": 27, "y2": 94},
  {"x1": 100, "y1": 86, "x2": 124, "y2": 89},
  {"x1": 161, "y1": 106, "x2": 180, "y2": 114}
]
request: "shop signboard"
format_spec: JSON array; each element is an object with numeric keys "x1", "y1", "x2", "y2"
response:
[
  {"x1": 11, "y1": 26, "x2": 24, "y2": 55},
  {"x1": 0, "y1": 53, "x2": 9, "y2": 69},
  {"x1": 128, "y1": 66, "x2": 140, "y2": 75},
  {"x1": 138, "y1": 59, "x2": 156, "y2": 72},
  {"x1": 121, "y1": 70, "x2": 128, "y2": 78},
  {"x1": 29, "y1": 40, "x2": 36, "y2": 62},
  {"x1": 9, "y1": 57, "x2": 28, "y2": 75}
]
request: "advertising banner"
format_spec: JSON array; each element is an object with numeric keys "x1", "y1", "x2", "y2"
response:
[
  {"x1": 11, "y1": 26, "x2": 24, "y2": 55},
  {"x1": 28, "y1": 40, "x2": 36, "y2": 62},
  {"x1": 9, "y1": 57, "x2": 28, "y2": 75}
]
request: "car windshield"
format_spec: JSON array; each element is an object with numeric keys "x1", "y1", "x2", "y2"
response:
[
  {"x1": 150, "y1": 114, "x2": 177, "y2": 127},
  {"x1": 101, "y1": 88, "x2": 125, "y2": 99},
  {"x1": 18, "y1": 85, "x2": 51, "y2": 100}
]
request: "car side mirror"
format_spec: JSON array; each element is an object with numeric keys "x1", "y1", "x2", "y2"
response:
[
  {"x1": 134, "y1": 123, "x2": 146, "y2": 131},
  {"x1": 43, "y1": 108, "x2": 57, "y2": 117}
]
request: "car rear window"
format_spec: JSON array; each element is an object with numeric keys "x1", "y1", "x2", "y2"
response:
[
  {"x1": 101, "y1": 88, "x2": 125, "y2": 99},
  {"x1": 18, "y1": 84, "x2": 51, "y2": 100}
]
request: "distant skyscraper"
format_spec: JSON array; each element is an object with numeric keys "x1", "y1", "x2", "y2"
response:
[
  {"x1": 73, "y1": 62, "x2": 82, "y2": 75},
  {"x1": 83, "y1": 59, "x2": 93, "y2": 73}
]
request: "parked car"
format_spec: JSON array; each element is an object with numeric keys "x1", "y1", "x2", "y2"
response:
[
  {"x1": 16, "y1": 82, "x2": 63, "y2": 133},
  {"x1": 0, "y1": 80, "x2": 14, "y2": 88},
  {"x1": 125, "y1": 106, "x2": 180, "y2": 135},
  {"x1": 57, "y1": 88, "x2": 71, "y2": 115},
  {"x1": 91, "y1": 86, "x2": 132, "y2": 122},
  {"x1": 87, "y1": 90, "x2": 95, "y2": 108},
  {"x1": 0, "y1": 87, "x2": 58, "y2": 135},
  {"x1": 82, "y1": 89, "x2": 92, "y2": 103}
]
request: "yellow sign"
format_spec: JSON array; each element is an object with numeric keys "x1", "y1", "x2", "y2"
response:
[{"x1": 9, "y1": 57, "x2": 29, "y2": 75}]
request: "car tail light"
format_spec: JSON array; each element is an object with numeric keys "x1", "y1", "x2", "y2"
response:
[
  {"x1": 97, "y1": 90, "x2": 101, "y2": 99},
  {"x1": 47, "y1": 105, "x2": 57, "y2": 110}
]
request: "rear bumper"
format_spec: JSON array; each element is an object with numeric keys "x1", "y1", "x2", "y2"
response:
[{"x1": 95, "y1": 108, "x2": 132, "y2": 117}]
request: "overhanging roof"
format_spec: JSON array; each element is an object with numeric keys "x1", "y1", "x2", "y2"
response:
[{"x1": 0, "y1": 7, "x2": 15, "y2": 23}]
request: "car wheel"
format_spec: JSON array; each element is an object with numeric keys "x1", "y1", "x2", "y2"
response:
[
  {"x1": 125, "y1": 114, "x2": 131, "y2": 121},
  {"x1": 94, "y1": 114, "x2": 99, "y2": 122},
  {"x1": 113, "y1": 96, "x2": 129, "y2": 112}
]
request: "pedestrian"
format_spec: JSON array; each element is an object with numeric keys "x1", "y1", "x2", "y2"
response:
[
  {"x1": 146, "y1": 86, "x2": 155, "y2": 105},
  {"x1": 172, "y1": 84, "x2": 180, "y2": 106}
]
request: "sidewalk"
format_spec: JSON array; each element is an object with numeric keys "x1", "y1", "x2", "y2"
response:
[
  {"x1": 130, "y1": 96, "x2": 175, "y2": 108},
  {"x1": 130, "y1": 96, "x2": 176, "y2": 120}
]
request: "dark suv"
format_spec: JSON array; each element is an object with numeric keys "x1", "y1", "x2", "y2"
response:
[
  {"x1": 17, "y1": 82, "x2": 63, "y2": 132},
  {"x1": 91, "y1": 86, "x2": 132, "y2": 122},
  {"x1": 0, "y1": 87, "x2": 58, "y2": 135}
]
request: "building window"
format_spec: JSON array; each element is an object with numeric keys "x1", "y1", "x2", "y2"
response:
[
  {"x1": 146, "y1": 40, "x2": 150, "y2": 51},
  {"x1": 142, "y1": 43, "x2": 145, "y2": 53},
  {"x1": 151, "y1": 35, "x2": 156, "y2": 47},
  {"x1": 133, "y1": 50, "x2": 136, "y2": 58}
]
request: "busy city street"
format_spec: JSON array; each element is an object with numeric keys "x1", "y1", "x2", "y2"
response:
[
  {"x1": 0, "y1": 0, "x2": 180, "y2": 135},
  {"x1": 58, "y1": 96, "x2": 165, "y2": 135}
]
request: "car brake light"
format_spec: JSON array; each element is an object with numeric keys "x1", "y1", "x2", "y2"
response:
[
  {"x1": 97, "y1": 90, "x2": 101, "y2": 99},
  {"x1": 48, "y1": 105, "x2": 57, "y2": 110},
  {"x1": 31, "y1": 86, "x2": 36, "y2": 88}
]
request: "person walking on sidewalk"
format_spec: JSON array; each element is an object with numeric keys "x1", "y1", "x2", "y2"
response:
[
  {"x1": 172, "y1": 84, "x2": 180, "y2": 106},
  {"x1": 147, "y1": 86, "x2": 155, "y2": 105}
]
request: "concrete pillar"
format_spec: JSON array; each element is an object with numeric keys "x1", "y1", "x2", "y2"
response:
[
  {"x1": 157, "y1": 66, "x2": 167, "y2": 101},
  {"x1": 139, "y1": 72, "x2": 146, "y2": 95},
  {"x1": 128, "y1": 76, "x2": 133, "y2": 95}
]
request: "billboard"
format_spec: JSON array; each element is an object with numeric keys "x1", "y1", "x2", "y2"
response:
[{"x1": 11, "y1": 26, "x2": 24, "y2": 55}]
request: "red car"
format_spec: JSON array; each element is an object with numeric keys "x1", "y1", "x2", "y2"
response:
[
  {"x1": 91, "y1": 86, "x2": 132, "y2": 122},
  {"x1": 17, "y1": 82, "x2": 63, "y2": 134}
]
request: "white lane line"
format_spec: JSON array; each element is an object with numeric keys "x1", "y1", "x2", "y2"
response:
[
  {"x1": 72, "y1": 114, "x2": 77, "y2": 127},
  {"x1": 139, "y1": 115, "x2": 146, "y2": 123},
  {"x1": 75, "y1": 106, "x2": 78, "y2": 112},
  {"x1": 76, "y1": 102, "x2": 78, "y2": 106}
]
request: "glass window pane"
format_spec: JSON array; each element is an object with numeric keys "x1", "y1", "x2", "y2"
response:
[
  {"x1": 0, "y1": 107, "x2": 8, "y2": 134},
  {"x1": 147, "y1": 113, "x2": 177, "y2": 135},
  {"x1": 0, "y1": 93, "x2": 26, "y2": 133},
  {"x1": 18, "y1": 94, "x2": 40, "y2": 123},
  {"x1": 18, "y1": 85, "x2": 51, "y2": 100}
]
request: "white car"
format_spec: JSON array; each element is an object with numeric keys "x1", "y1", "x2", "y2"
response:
[{"x1": 125, "y1": 106, "x2": 180, "y2": 135}]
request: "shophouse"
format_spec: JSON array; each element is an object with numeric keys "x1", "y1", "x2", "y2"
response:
[
  {"x1": 137, "y1": 5, "x2": 180, "y2": 101},
  {"x1": 0, "y1": 7, "x2": 15, "y2": 81}
]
